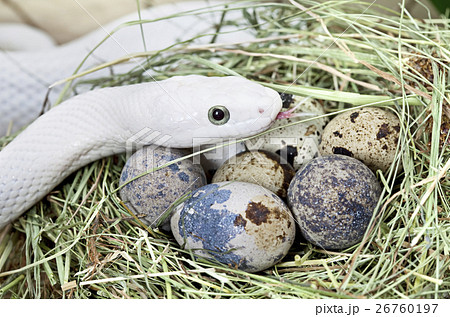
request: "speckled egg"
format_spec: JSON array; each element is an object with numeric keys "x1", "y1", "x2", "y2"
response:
[
  {"x1": 319, "y1": 107, "x2": 400, "y2": 173},
  {"x1": 171, "y1": 181, "x2": 296, "y2": 272},
  {"x1": 211, "y1": 150, "x2": 295, "y2": 199},
  {"x1": 287, "y1": 155, "x2": 381, "y2": 250},
  {"x1": 199, "y1": 141, "x2": 246, "y2": 180},
  {"x1": 119, "y1": 146, "x2": 207, "y2": 229},
  {"x1": 246, "y1": 97, "x2": 328, "y2": 170}
]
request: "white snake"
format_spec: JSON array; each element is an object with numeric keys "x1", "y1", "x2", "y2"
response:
[
  {"x1": 0, "y1": 0, "x2": 256, "y2": 136},
  {"x1": 0, "y1": 2, "x2": 283, "y2": 229},
  {"x1": 0, "y1": 75, "x2": 282, "y2": 229}
]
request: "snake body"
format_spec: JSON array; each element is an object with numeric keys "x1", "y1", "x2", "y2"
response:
[
  {"x1": 0, "y1": 1, "x2": 254, "y2": 136},
  {"x1": 0, "y1": 75, "x2": 282, "y2": 229},
  {"x1": 0, "y1": 23, "x2": 57, "y2": 51}
]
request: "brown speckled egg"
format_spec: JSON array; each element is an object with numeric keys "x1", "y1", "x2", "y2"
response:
[
  {"x1": 246, "y1": 97, "x2": 328, "y2": 170},
  {"x1": 320, "y1": 107, "x2": 400, "y2": 173},
  {"x1": 199, "y1": 141, "x2": 247, "y2": 180},
  {"x1": 287, "y1": 155, "x2": 381, "y2": 250},
  {"x1": 211, "y1": 150, "x2": 295, "y2": 198},
  {"x1": 171, "y1": 181, "x2": 296, "y2": 272}
]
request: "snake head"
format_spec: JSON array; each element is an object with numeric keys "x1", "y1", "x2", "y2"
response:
[{"x1": 150, "y1": 75, "x2": 282, "y2": 147}]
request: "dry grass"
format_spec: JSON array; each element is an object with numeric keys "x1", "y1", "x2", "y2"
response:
[{"x1": 0, "y1": 0, "x2": 449, "y2": 298}]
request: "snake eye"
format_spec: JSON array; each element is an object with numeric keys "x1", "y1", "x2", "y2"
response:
[{"x1": 208, "y1": 105, "x2": 230, "y2": 125}]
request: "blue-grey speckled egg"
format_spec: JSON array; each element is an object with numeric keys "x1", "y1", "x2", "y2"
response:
[
  {"x1": 120, "y1": 146, "x2": 207, "y2": 229},
  {"x1": 171, "y1": 181, "x2": 296, "y2": 272},
  {"x1": 287, "y1": 155, "x2": 381, "y2": 250}
]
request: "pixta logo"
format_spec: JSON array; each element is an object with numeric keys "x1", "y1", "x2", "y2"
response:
[{"x1": 125, "y1": 127, "x2": 172, "y2": 160}]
